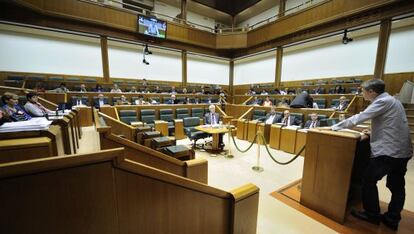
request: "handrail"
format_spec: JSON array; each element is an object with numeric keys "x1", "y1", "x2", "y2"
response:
[
  {"x1": 80, "y1": 0, "x2": 328, "y2": 34},
  {"x1": 242, "y1": 96, "x2": 253, "y2": 105},
  {"x1": 215, "y1": 104, "x2": 228, "y2": 117},
  {"x1": 344, "y1": 95, "x2": 358, "y2": 113},
  {"x1": 238, "y1": 107, "x2": 254, "y2": 120}
]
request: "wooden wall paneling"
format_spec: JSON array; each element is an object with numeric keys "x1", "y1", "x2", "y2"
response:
[
  {"x1": 216, "y1": 33, "x2": 247, "y2": 49},
  {"x1": 279, "y1": 0, "x2": 286, "y2": 17}
]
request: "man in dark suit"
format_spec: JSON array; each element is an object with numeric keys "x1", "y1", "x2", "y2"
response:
[
  {"x1": 279, "y1": 110, "x2": 301, "y2": 126},
  {"x1": 204, "y1": 104, "x2": 223, "y2": 149},
  {"x1": 94, "y1": 94, "x2": 108, "y2": 109},
  {"x1": 290, "y1": 91, "x2": 314, "y2": 108},
  {"x1": 313, "y1": 86, "x2": 325, "y2": 94},
  {"x1": 204, "y1": 104, "x2": 220, "y2": 125},
  {"x1": 334, "y1": 96, "x2": 348, "y2": 111},
  {"x1": 259, "y1": 106, "x2": 280, "y2": 124},
  {"x1": 304, "y1": 113, "x2": 320, "y2": 129}
]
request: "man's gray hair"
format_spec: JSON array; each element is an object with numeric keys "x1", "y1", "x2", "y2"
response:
[{"x1": 361, "y1": 79, "x2": 385, "y2": 94}]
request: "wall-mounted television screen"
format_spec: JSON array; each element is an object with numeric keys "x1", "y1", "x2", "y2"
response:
[{"x1": 138, "y1": 15, "x2": 167, "y2": 39}]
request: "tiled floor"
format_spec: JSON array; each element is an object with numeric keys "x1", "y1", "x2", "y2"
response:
[{"x1": 79, "y1": 127, "x2": 414, "y2": 234}]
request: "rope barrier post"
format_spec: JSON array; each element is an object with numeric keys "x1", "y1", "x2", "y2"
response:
[
  {"x1": 225, "y1": 125, "x2": 234, "y2": 158},
  {"x1": 252, "y1": 131, "x2": 264, "y2": 172}
]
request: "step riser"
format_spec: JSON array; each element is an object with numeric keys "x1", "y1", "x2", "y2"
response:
[
  {"x1": 407, "y1": 111, "x2": 414, "y2": 115},
  {"x1": 410, "y1": 125, "x2": 414, "y2": 131}
]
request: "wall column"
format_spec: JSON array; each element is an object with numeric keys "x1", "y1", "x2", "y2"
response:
[
  {"x1": 229, "y1": 60, "x2": 234, "y2": 96},
  {"x1": 100, "y1": 36, "x2": 110, "y2": 83},
  {"x1": 275, "y1": 47, "x2": 283, "y2": 87},
  {"x1": 279, "y1": 0, "x2": 286, "y2": 17},
  {"x1": 182, "y1": 50, "x2": 187, "y2": 86},
  {"x1": 374, "y1": 19, "x2": 392, "y2": 80},
  {"x1": 181, "y1": 0, "x2": 187, "y2": 23}
]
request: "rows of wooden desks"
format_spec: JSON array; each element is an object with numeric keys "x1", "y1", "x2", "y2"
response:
[
  {"x1": 0, "y1": 109, "x2": 85, "y2": 164},
  {"x1": 237, "y1": 120, "x2": 308, "y2": 156}
]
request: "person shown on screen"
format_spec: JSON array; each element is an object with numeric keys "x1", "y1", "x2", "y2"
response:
[
  {"x1": 331, "y1": 79, "x2": 412, "y2": 230},
  {"x1": 146, "y1": 22, "x2": 159, "y2": 36}
]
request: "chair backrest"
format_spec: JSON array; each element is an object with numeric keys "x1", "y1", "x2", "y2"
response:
[
  {"x1": 252, "y1": 109, "x2": 266, "y2": 120},
  {"x1": 177, "y1": 97, "x2": 186, "y2": 104},
  {"x1": 291, "y1": 113, "x2": 304, "y2": 124},
  {"x1": 163, "y1": 97, "x2": 172, "y2": 104},
  {"x1": 7, "y1": 75, "x2": 25, "y2": 81},
  {"x1": 140, "y1": 109, "x2": 156, "y2": 124},
  {"x1": 191, "y1": 108, "x2": 204, "y2": 118},
  {"x1": 183, "y1": 117, "x2": 200, "y2": 127},
  {"x1": 119, "y1": 110, "x2": 138, "y2": 124},
  {"x1": 314, "y1": 99, "x2": 326, "y2": 108},
  {"x1": 307, "y1": 114, "x2": 328, "y2": 121},
  {"x1": 112, "y1": 97, "x2": 121, "y2": 105},
  {"x1": 48, "y1": 76, "x2": 64, "y2": 82},
  {"x1": 67, "y1": 77, "x2": 80, "y2": 82},
  {"x1": 93, "y1": 96, "x2": 109, "y2": 105},
  {"x1": 160, "y1": 109, "x2": 174, "y2": 122},
  {"x1": 176, "y1": 108, "x2": 189, "y2": 119},
  {"x1": 131, "y1": 97, "x2": 140, "y2": 103}
]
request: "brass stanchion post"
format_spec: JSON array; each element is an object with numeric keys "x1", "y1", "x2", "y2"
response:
[
  {"x1": 225, "y1": 125, "x2": 234, "y2": 158},
  {"x1": 252, "y1": 132, "x2": 264, "y2": 172}
]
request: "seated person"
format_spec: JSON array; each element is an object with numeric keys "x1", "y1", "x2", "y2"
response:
[
  {"x1": 246, "y1": 88, "x2": 256, "y2": 95},
  {"x1": 313, "y1": 86, "x2": 325, "y2": 94},
  {"x1": 277, "y1": 97, "x2": 290, "y2": 108},
  {"x1": 24, "y1": 92, "x2": 54, "y2": 117},
  {"x1": 334, "y1": 96, "x2": 348, "y2": 111},
  {"x1": 54, "y1": 83, "x2": 69, "y2": 93},
  {"x1": 110, "y1": 84, "x2": 123, "y2": 93},
  {"x1": 1, "y1": 94, "x2": 32, "y2": 121},
  {"x1": 290, "y1": 91, "x2": 313, "y2": 108},
  {"x1": 204, "y1": 104, "x2": 220, "y2": 125},
  {"x1": 79, "y1": 84, "x2": 87, "y2": 93},
  {"x1": 259, "y1": 106, "x2": 280, "y2": 125},
  {"x1": 262, "y1": 96, "x2": 273, "y2": 107},
  {"x1": 304, "y1": 113, "x2": 320, "y2": 129},
  {"x1": 0, "y1": 109, "x2": 12, "y2": 126},
  {"x1": 249, "y1": 96, "x2": 261, "y2": 106},
  {"x1": 166, "y1": 94, "x2": 178, "y2": 104},
  {"x1": 94, "y1": 94, "x2": 109, "y2": 109},
  {"x1": 260, "y1": 89, "x2": 269, "y2": 95},
  {"x1": 117, "y1": 95, "x2": 130, "y2": 105},
  {"x1": 170, "y1": 86, "x2": 177, "y2": 94},
  {"x1": 204, "y1": 104, "x2": 224, "y2": 149},
  {"x1": 129, "y1": 86, "x2": 139, "y2": 93},
  {"x1": 331, "y1": 85, "x2": 344, "y2": 94},
  {"x1": 182, "y1": 87, "x2": 188, "y2": 94},
  {"x1": 278, "y1": 110, "x2": 301, "y2": 126},
  {"x1": 94, "y1": 84, "x2": 104, "y2": 92},
  {"x1": 153, "y1": 86, "x2": 161, "y2": 93}
]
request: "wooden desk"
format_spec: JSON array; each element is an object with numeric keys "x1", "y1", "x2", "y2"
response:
[
  {"x1": 236, "y1": 119, "x2": 248, "y2": 140},
  {"x1": 280, "y1": 126, "x2": 299, "y2": 154},
  {"x1": 295, "y1": 129, "x2": 307, "y2": 156},
  {"x1": 0, "y1": 137, "x2": 53, "y2": 163},
  {"x1": 301, "y1": 129, "x2": 369, "y2": 223},
  {"x1": 269, "y1": 124, "x2": 282, "y2": 149},
  {"x1": 247, "y1": 120, "x2": 259, "y2": 143},
  {"x1": 75, "y1": 106, "x2": 93, "y2": 127},
  {"x1": 195, "y1": 125, "x2": 228, "y2": 151},
  {"x1": 50, "y1": 115, "x2": 74, "y2": 155}
]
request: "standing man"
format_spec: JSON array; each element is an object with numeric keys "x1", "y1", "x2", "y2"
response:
[{"x1": 331, "y1": 79, "x2": 412, "y2": 230}]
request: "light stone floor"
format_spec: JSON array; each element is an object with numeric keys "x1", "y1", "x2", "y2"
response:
[{"x1": 78, "y1": 126, "x2": 414, "y2": 234}]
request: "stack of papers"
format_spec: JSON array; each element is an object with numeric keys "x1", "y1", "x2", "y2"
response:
[{"x1": 0, "y1": 118, "x2": 52, "y2": 133}]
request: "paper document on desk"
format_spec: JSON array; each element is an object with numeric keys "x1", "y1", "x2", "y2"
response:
[
  {"x1": 0, "y1": 117, "x2": 52, "y2": 133},
  {"x1": 201, "y1": 124, "x2": 221, "y2": 128}
]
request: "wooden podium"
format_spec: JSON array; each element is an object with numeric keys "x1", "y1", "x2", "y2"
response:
[{"x1": 300, "y1": 129, "x2": 370, "y2": 224}]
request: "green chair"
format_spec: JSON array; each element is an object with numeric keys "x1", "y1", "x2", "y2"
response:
[
  {"x1": 119, "y1": 110, "x2": 138, "y2": 125},
  {"x1": 176, "y1": 108, "x2": 189, "y2": 119},
  {"x1": 140, "y1": 109, "x2": 156, "y2": 127}
]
